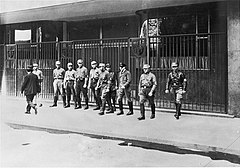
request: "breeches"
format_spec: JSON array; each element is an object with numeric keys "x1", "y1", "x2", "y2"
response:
[
  {"x1": 171, "y1": 88, "x2": 184, "y2": 104},
  {"x1": 100, "y1": 85, "x2": 110, "y2": 100},
  {"x1": 66, "y1": 81, "x2": 76, "y2": 97},
  {"x1": 53, "y1": 79, "x2": 65, "y2": 97},
  {"x1": 75, "y1": 80, "x2": 88, "y2": 99},
  {"x1": 139, "y1": 88, "x2": 155, "y2": 105},
  {"x1": 117, "y1": 87, "x2": 131, "y2": 102}
]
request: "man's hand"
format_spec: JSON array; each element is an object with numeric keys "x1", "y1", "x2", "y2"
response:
[
  {"x1": 165, "y1": 89, "x2": 169, "y2": 94},
  {"x1": 121, "y1": 85, "x2": 125, "y2": 89},
  {"x1": 148, "y1": 92, "x2": 153, "y2": 97},
  {"x1": 182, "y1": 90, "x2": 186, "y2": 94},
  {"x1": 83, "y1": 84, "x2": 87, "y2": 88}
]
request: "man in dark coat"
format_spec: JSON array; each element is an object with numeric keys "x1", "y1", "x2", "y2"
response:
[{"x1": 21, "y1": 65, "x2": 41, "y2": 114}]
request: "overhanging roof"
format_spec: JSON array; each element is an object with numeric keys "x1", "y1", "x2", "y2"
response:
[{"x1": 0, "y1": 0, "x2": 225, "y2": 25}]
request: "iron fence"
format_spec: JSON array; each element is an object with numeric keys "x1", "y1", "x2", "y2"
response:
[{"x1": 0, "y1": 33, "x2": 227, "y2": 113}]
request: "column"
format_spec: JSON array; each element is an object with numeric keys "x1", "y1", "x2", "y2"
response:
[{"x1": 227, "y1": 0, "x2": 240, "y2": 117}]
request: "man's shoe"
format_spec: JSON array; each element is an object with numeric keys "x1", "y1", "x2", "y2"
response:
[
  {"x1": 74, "y1": 106, "x2": 81, "y2": 109},
  {"x1": 84, "y1": 106, "x2": 89, "y2": 110},
  {"x1": 98, "y1": 112, "x2": 104, "y2": 115},
  {"x1": 150, "y1": 114, "x2": 155, "y2": 119},
  {"x1": 117, "y1": 111, "x2": 124, "y2": 115},
  {"x1": 50, "y1": 104, "x2": 57, "y2": 107},
  {"x1": 64, "y1": 105, "x2": 70, "y2": 108},
  {"x1": 138, "y1": 116, "x2": 145, "y2": 120},
  {"x1": 39, "y1": 103, "x2": 43, "y2": 107},
  {"x1": 174, "y1": 114, "x2": 179, "y2": 120},
  {"x1": 126, "y1": 111, "x2": 133, "y2": 116},
  {"x1": 106, "y1": 110, "x2": 114, "y2": 114},
  {"x1": 25, "y1": 111, "x2": 31, "y2": 114},
  {"x1": 93, "y1": 106, "x2": 100, "y2": 110}
]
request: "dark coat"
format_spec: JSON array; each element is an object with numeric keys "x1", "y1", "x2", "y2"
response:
[{"x1": 21, "y1": 72, "x2": 41, "y2": 95}]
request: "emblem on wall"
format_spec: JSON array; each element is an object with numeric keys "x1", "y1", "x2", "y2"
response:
[
  {"x1": 6, "y1": 45, "x2": 16, "y2": 60},
  {"x1": 131, "y1": 39, "x2": 146, "y2": 57}
]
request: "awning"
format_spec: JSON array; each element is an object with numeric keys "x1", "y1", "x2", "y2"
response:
[{"x1": 0, "y1": 0, "x2": 225, "y2": 25}]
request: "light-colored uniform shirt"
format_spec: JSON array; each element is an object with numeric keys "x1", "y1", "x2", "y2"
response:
[
  {"x1": 53, "y1": 68, "x2": 65, "y2": 79},
  {"x1": 64, "y1": 69, "x2": 76, "y2": 81},
  {"x1": 89, "y1": 68, "x2": 101, "y2": 80},
  {"x1": 139, "y1": 72, "x2": 157, "y2": 88},
  {"x1": 75, "y1": 66, "x2": 88, "y2": 80}
]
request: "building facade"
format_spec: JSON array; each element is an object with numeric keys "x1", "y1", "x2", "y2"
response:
[{"x1": 0, "y1": 0, "x2": 239, "y2": 117}]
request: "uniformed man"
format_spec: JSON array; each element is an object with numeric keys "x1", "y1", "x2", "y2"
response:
[
  {"x1": 96, "y1": 63, "x2": 113, "y2": 115},
  {"x1": 32, "y1": 63, "x2": 43, "y2": 107},
  {"x1": 64, "y1": 62, "x2": 76, "y2": 108},
  {"x1": 50, "y1": 61, "x2": 66, "y2": 107},
  {"x1": 106, "y1": 63, "x2": 118, "y2": 111},
  {"x1": 88, "y1": 61, "x2": 101, "y2": 110},
  {"x1": 75, "y1": 59, "x2": 89, "y2": 110},
  {"x1": 117, "y1": 62, "x2": 133, "y2": 115},
  {"x1": 138, "y1": 64, "x2": 157, "y2": 120},
  {"x1": 165, "y1": 62, "x2": 187, "y2": 119}
]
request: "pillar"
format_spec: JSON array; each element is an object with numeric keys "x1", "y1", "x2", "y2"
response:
[{"x1": 227, "y1": 0, "x2": 240, "y2": 117}]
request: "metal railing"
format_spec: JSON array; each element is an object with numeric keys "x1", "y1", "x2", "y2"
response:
[{"x1": 0, "y1": 33, "x2": 227, "y2": 113}]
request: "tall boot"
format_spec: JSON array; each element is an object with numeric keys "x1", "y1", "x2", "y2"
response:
[
  {"x1": 93, "y1": 95, "x2": 101, "y2": 110},
  {"x1": 138, "y1": 103, "x2": 145, "y2": 120},
  {"x1": 99, "y1": 99, "x2": 106, "y2": 115},
  {"x1": 106, "y1": 98, "x2": 114, "y2": 114},
  {"x1": 50, "y1": 96, "x2": 58, "y2": 107},
  {"x1": 126, "y1": 101, "x2": 133, "y2": 115},
  {"x1": 177, "y1": 103, "x2": 182, "y2": 116},
  {"x1": 65, "y1": 95, "x2": 71, "y2": 108},
  {"x1": 62, "y1": 95, "x2": 66, "y2": 108},
  {"x1": 150, "y1": 104, "x2": 155, "y2": 119},
  {"x1": 84, "y1": 97, "x2": 89, "y2": 110},
  {"x1": 117, "y1": 100, "x2": 124, "y2": 115},
  {"x1": 112, "y1": 98, "x2": 116, "y2": 111},
  {"x1": 174, "y1": 103, "x2": 180, "y2": 119}
]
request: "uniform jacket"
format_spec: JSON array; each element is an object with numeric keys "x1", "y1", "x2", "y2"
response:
[
  {"x1": 21, "y1": 73, "x2": 41, "y2": 95},
  {"x1": 97, "y1": 70, "x2": 110, "y2": 89},
  {"x1": 166, "y1": 71, "x2": 187, "y2": 90},
  {"x1": 119, "y1": 68, "x2": 131, "y2": 88},
  {"x1": 108, "y1": 71, "x2": 118, "y2": 90}
]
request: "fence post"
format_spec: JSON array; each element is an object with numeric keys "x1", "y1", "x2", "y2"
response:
[
  {"x1": 57, "y1": 42, "x2": 60, "y2": 61},
  {"x1": 72, "y1": 41, "x2": 75, "y2": 67},
  {"x1": 128, "y1": 38, "x2": 131, "y2": 71},
  {"x1": 15, "y1": 44, "x2": 18, "y2": 96}
]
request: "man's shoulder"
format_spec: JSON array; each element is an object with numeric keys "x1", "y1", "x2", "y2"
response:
[{"x1": 125, "y1": 70, "x2": 131, "y2": 75}]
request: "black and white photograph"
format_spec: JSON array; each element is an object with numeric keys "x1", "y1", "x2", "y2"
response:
[{"x1": 0, "y1": 0, "x2": 240, "y2": 167}]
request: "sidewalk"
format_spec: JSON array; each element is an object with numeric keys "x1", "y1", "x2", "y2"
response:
[{"x1": 1, "y1": 96, "x2": 240, "y2": 161}]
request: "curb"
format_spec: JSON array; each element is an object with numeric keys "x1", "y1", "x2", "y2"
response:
[{"x1": 6, "y1": 122, "x2": 240, "y2": 164}]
